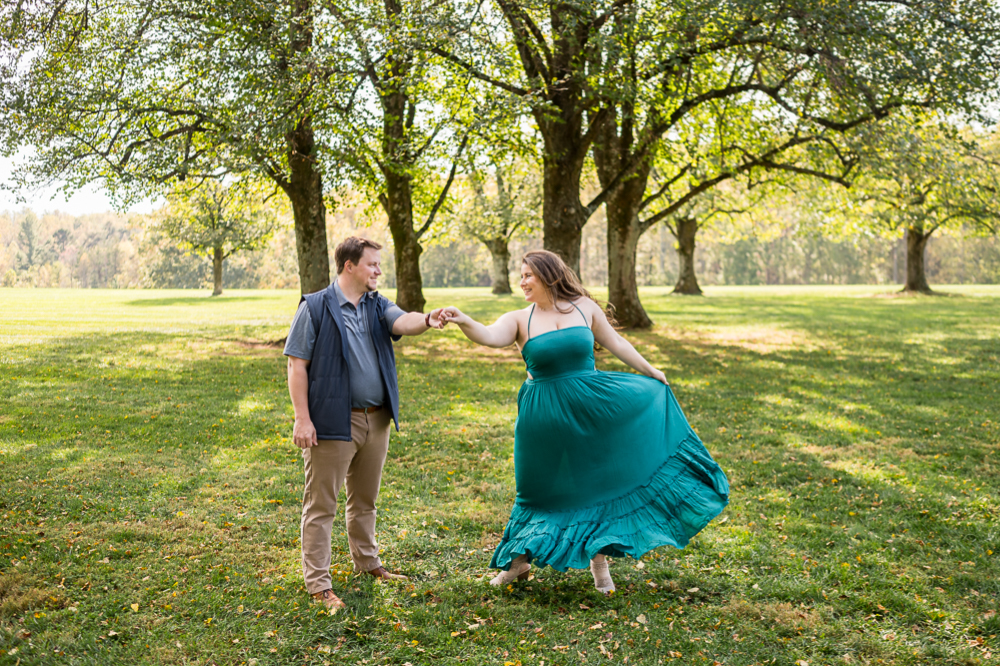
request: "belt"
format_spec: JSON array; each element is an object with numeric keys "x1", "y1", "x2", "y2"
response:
[{"x1": 351, "y1": 405, "x2": 383, "y2": 414}]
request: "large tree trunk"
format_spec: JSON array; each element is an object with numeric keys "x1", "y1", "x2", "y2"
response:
[
  {"x1": 285, "y1": 138, "x2": 330, "y2": 294},
  {"x1": 605, "y1": 177, "x2": 653, "y2": 328},
  {"x1": 211, "y1": 246, "x2": 224, "y2": 296},
  {"x1": 384, "y1": 171, "x2": 425, "y2": 312},
  {"x1": 495, "y1": 2, "x2": 602, "y2": 278},
  {"x1": 592, "y1": 105, "x2": 655, "y2": 328},
  {"x1": 672, "y1": 217, "x2": 703, "y2": 295},
  {"x1": 379, "y1": 35, "x2": 426, "y2": 313},
  {"x1": 483, "y1": 237, "x2": 512, "y2": 295},
  {"x1": 903, "y1": 226, "x2": 933, "y2": 293},
  {"x1": 284, "y1": 4, "x2": 329, "y2": 295},
  {"x1": 891, "y1": 237, "x2": 900, "y2": 284},
  {"x1": 540, "y1": 151, "x2": 588, "y2": 276},
  {"x1": 381, "y1": 111, "x2": 425, "y2": 312}
]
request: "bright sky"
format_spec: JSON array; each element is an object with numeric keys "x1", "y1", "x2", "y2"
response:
[{"x1": 0, "y1": 155, "x2": 159, "y2": 215}]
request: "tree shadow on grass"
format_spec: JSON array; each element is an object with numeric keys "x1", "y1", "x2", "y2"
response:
[{"x1": 124, "y1": 294, "x2": 270, "y2": 307}]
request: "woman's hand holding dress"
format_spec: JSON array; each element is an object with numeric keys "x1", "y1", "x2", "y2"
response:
[{"x1": 648, "y1": 368, "x2": 669, "y2": 385}]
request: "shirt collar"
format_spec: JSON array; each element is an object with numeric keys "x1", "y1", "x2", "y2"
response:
[{"x1": 333, "y1": 279, "x2": 375, "y2": 307}]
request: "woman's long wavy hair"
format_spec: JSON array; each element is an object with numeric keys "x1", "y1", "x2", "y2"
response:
[{"x1": 521, "y1": 250, "x2": 619, "y2": 332}]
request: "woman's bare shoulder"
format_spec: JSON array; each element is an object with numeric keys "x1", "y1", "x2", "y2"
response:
[
  {"x1": 572, "y1": 296, "x2": 599, "y2": 307},
  {"x1": 496, "y1": 306, "x2": 532, "y2": 324},
  {"x1": 572, "y1": 297, "x2": 603, "y2": 314}
]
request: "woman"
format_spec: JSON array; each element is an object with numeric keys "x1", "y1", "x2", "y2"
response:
[{"x1": 440, "y1": 250, "x2": 728, "y2": 594}]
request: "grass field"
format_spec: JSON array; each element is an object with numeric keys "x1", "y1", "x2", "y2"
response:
[{"x1": 1, "y1": 285, "x2": 999, "y2": 666}]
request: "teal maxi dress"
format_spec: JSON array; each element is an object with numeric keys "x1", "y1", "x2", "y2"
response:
[{"x1": 490, "y1": 304, "x2": 730, "y2": 572}]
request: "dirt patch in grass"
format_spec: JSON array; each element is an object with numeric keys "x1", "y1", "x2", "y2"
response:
[
  {"x1": 723, "y1": 599, "x2": 825, "y2": 630},
  {"x1": 0, "y1": 572, "x2": 55, "y2": 618},
  {"x1": 866, "y1": 290, "x2": 960, "y2": 299},
  {"x1": 235, "y1": 338, "x2": 286, "y2": 350}
]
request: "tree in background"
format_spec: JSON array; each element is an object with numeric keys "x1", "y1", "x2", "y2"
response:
[
  {"x1": 15, "y1": 212, "x2": 49, "y2": 270},
  {"x1": 151, "y1": 182, "x2": 278, "y2": 296},
  {"x1": 848, "y1": 117, "x2": 1000, "y2": 293},
  {"x1": 660, "y1": 181, "x2": 775, "y2": 296},
  {"x1": 0, "y1": 210, "x2": 141, "y2": 287},
  {"x1": 325, "y1": 1, "x2": 479, "y2": 311},
  {"x1": 451, "y1": 151, "x2": 540, "y2": 295}
]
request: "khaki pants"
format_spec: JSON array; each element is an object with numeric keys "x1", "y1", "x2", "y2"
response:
[{"x1": 300, "y1": 408, "x2": 390, "y2": 594}]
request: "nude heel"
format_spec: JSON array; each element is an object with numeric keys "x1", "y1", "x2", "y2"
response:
[
  {"x1": 490, "y1": 555, "x2": 530, "y2": 586},
  {"x1": 590, "y1": 555, "x2": 615, "y2": 595}
]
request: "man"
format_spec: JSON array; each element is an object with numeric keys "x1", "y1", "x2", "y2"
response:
[{"x1": 284, "y1": 236, "x2": 445, "y2": 612}]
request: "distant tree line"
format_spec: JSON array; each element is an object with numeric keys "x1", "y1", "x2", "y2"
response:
[
  {"x1": 0, "y1": 210, "x2": 139, "y2": 288},
  {"x1": 0, "y1": 209, "x2": 296, "y2": 289},
  {"x1": 4, "y1": 207, "x2": 997, "y2": 290}
]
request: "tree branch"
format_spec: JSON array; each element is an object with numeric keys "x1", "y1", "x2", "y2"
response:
[
  {"x1": 639, "y1": 165, "x2": 690, "y2": 212},
  {"x1": 415, "y1": 132, "x2": 470, "y2": 239},
  {"x1": 495, "y1": 0, "x2": 549, "y2": 84},
  {"x1": 591, "y1": 0, "x2": 636, "y2": 32},
  {"x1": 425, "y1": 46, "x2": 530, "y2": 96}
]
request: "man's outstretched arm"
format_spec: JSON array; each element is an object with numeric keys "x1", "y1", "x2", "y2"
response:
[
  {"x1": 391, "y1": 308, "x2": 445, "y2": 336},
  {"x1": 287, "y1": 356, "x2": 318, "y2": 448}
]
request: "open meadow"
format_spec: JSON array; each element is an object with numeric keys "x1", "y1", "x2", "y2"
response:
[{"x1": 1, "y1": 285, "x2": 999, "y2": 666}]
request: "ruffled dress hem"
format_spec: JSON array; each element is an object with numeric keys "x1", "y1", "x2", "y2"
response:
[{"x1": 490, "y1": 434, "x2": 730, "y2": 572}]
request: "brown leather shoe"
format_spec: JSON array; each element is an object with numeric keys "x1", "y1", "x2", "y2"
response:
[
  {"x1": 365, "y1": 566, "x2": 408, "y2": 582},
  {"x1": 311, "y1": 589, "x2": 346, "y2": 613}
]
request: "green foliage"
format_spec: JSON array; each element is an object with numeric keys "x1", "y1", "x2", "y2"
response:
[
  {"x1": 442, "y1": 151, "x2": 542, "y2": 291},
  {"x1": 325, "y1": 1, "x2": 478, "y2": 213},
  {"x1": 15, "y1": 212, "x2": 47, "y2": 270},
  {"x1": 137, "y1": 231, "x2": 212, "y2": 289},
  {"x1": 4, "y1": 1, "x2": 297, "y2": 197},
  {"x1": 151, "y1": 181, "x2": 278, "y2": 263},
  {"x1": 848, "y1": 116, "x2": 1000, "y2": 238},
  {"x1": 448, "y1": 153, "x2": 541, "y2": 247},
  {"x1": 419, "y1": 241, "x2": 490, "y2": 288},
  {"x1": 440, "y1": 0, "x2": 1000, "y2": 232},
  {"x1": 1, "y1": 286, "x2": 999, "y2": 665}
]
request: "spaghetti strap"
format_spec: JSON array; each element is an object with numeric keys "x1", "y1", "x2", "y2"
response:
[
  {"x1": 571, "y1": 301, "x2": 588, "y2": 326},
  {"x1": 526, "y1": 304, "x2": 536, "y2": 340}
]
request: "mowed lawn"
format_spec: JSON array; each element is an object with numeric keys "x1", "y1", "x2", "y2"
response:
[{"x1": 1, "y1": 285, "x2": 999, "y2": 666}]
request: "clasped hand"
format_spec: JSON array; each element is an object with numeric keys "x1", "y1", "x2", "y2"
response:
[
  {"x1": 424, "y1": 306, "x2": 465, "y2": 329},
  {"x1": 437, "y1": 306, "x2": 466, "y2": 326}
]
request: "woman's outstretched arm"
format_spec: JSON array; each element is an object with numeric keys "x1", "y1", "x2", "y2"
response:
[
  {"x1": 587, "y1": 302, "x2": 668, "y2": 385},
  {"x1": 440, "y1": 307, "x2": 520, "y2": 349}
]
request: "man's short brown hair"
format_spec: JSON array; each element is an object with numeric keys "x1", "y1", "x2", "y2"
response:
[{"x1": 335, "y1": 236, "x2": 383, "y2": 274}]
